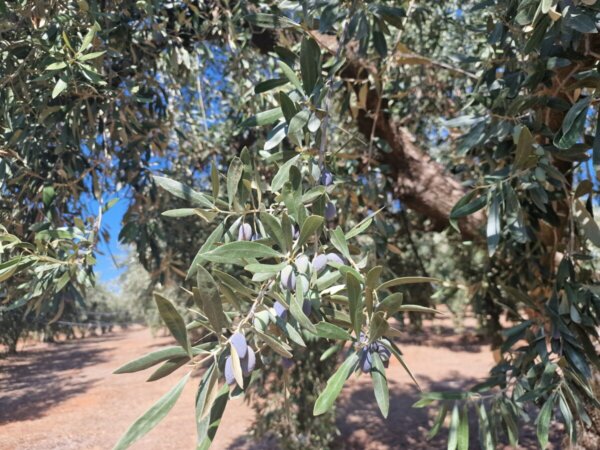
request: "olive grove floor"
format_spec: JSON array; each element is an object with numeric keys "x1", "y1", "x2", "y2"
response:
[{"x1": 0, "y1": 319, "x2": 560, "y2": 450}]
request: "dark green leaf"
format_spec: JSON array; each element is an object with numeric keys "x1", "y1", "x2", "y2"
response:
[
  {"x1": 297, "y1": 215, "x2": 324, "y2": 248},
  {"x1": 486, "y1": 194, "x2": 501, "y2": 256},
  {"x1": 278, "y1": 61, "x2": 303, "y2": 93},
  {"x1": 371, "y1": 352, "x2": 389, "y2": 418},
  {"x1": 554, "y1": 97, "x2": 590, "y2": 149},
  {"x1": 255, "y1": 78, "x2": 288, "y2": 94},
  {"x1": 331, "y1": 226, "x2": 351, "y2": 260},
  {"x1": 154, "y1": 294, "x2": 192, "y2": 357},
  {"x1": 450, "y1": 190, "x2": 487, "y2": 220},
  {"x1": 315, "y1": 322, "x2": 352, "y2": 340},
  {"x1": 376, "y1": 293, "x2": 404, "y2": 314},
  {"x1": 260, "y1": 212, "x2": 288, "y2": 252},
  {"x1": 347, "y1": 271, "x2": 363, "y2": 338},
  {"x1": 457, "y1": 404, "x2": 469, "y2": 450},
  {"x1": 226, "y1": 157, "x2": 243, "y2": 207},
  {"x1": 536, "y1": 393, "x2": 556, "y2": 449},
  {"x1": 368, "y1": 312, "x2": 389, "y2": 342},
  {"x1": 428, "y1": 403, "x2": 449, "y2": 439},
  {"x1": 147, "y1": 357, "x2": 189, "y2": 382},
  {"x1": 202, "y1": 241, "x2": 282, "y2": 263},
  {"x1": 377, "y1": 276, "x2": 439, "y2": 291},
  {"x1": 187, "y1": 223, "x2": 224, "y2": 279},
  {"x1": 288, "y1": 110, "x2": 310, "y2": 136},
  {"x1": 300, "y1": 38, "x2": 321, "y2": 94},
  {"x1": 254, "y1": 329, "x2": 293, "y2": 358},
  {"x1": 154, "y1": 176, "x2": 213, "y2": 209},
  {"x1": 114, "y1": 346, "x2": 189, "y2": 374},
  {"x1": 195, "y1": 265, "x2": 227, "y2": 333},
  {"x1": 290, "y1": 276, "x2": 317, "y2": 333},
  {"x1": 196, "y1": 383, "x2": 229, "y2": 450},
  {"x1": 313, "y1": 352, "x2": 359, "y2": 415},
  {"x1": 245, "y1": 13, "x2": 299, "y2": 29},
  {"x1": 240, "y1": 107, "x2": 283, "y2": 127},
  {"x1": 271, "y1": 155, "x2": 300, "y2": 192},
  {"x1": 113, "y1": 372, "x2": 190, "y2": 450}
]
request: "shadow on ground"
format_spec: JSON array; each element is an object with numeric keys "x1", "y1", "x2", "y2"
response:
[
  {"x1": 0, "y1": 334, "x2": 120, "y2": 424},
  {"x1": 394, "y1": 324, "x2": 490, "y2": 354},
  {"x1": 226, "y1": 372, "x2": 563, "y2": 450}
]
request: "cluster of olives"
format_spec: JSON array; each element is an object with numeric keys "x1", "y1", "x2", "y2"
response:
[
  {"x1": 359, "y1": 339, "x2": 391, "y2": 373},
  {"x1": 224, "y1": 167, "x2": 343, "y2": 384},
  {"x1": 224, "y1": 332, "x2": 256, "y2": 387},
  {"x1": 275, "y1": 252, "x2": 345, "y2": 316}
]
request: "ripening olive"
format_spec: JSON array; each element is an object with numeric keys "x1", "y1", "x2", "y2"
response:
[
  {"x1": 359, "y1": 347, "x2": 373, "y2": 373},
  {"x1": 312, "y1": 254, "x2": 328, "y2": 273},
  {"x1": 302, "y1": 299, "x2": 312, "y2": 316},
  {"x1": 324, "y1": 202, "x2": 336, "y2": 221},
  {"x1": 320, "y1": 170, "x2": 334, "y2": 186},
  {"x1": 326, "y1": 253, "x2": 344, "y2": 265},
  {"x1": 238, "y1": 223, "x2": 253, "y2": 241},
  {"x1": 295, "y1": 254, "x2": 311, "y2": 274},
  {"x1": 280, "y1": 265, "x2": 296, "y2": 291},
  {"x1": 290, "y1": 225, "x2": 300, "y2": 240},
  {"x1": 240, "y1": 347, "x2": 256, "y2": 375},
  {"x1": 273, "y1": 300, "x2": 288, "y2": 320},
  {"x1": 224, "y1": 356, "x2": 235, "y2": 385},
  {"x1": 231, "y1": 332, "x2": 248, "y2": 358}
]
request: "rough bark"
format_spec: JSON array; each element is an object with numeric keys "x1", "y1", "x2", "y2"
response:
[
  {"x1": 312, "y1": 32, "x2": 483, "y2": 239},
  {"x1": 356, "y1": 103, "x2": 482, "y2": 238}
]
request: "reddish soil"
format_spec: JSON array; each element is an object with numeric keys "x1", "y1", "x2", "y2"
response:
[{"x1": 0, "y1": 320, "x2": 559, "y2": 450}]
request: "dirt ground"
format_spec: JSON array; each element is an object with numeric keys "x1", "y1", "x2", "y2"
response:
[{"x1": 0, "y1": 319, "x2": 559, "y2": 450}]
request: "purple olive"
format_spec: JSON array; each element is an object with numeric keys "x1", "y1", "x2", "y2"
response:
[
  {"x1": 274, "y1": 301, "x2": 288, "y2": 320},
  {"x1": 302, "y1": 299, "x2": 312, "y2": 316},
  {"x1": 320, "y1": 170, "x2": 334, "y2": 186},
  {"x1": 280, "y1": 265, "x2": 296, "y2": 291},
  {"x1": 238, "y1": 223, "x2": 253, "y2": 241},
  {"x1": 292, "y1": 225, "x2": 300, "y2": 240},
  {"x1": 224, "y1": 356, "x2": 235, "y2": 385},
  {"x1": 324, "y1": 202, "x2": 336, "y2": 221},
  {"x1": 295, "y1": 254, "x2": 311, "y2": 274},
  {"x1": 312, "y1": 254, "x2": 328, "y2": 273},
  {"x1": 241, "y1": 347, "x2": 256, "y2": 375},
  {"x1": 281, "y1": 357, "x2": 295, "y2": 370},
  {"x1": 326, "y1": 253, "x2": 344, "y2": 265},
  {"x1": 359, "y1": 348, "x2": 373, "y2": 373},
  {"x1": 378, "y1": 345, "x2": 391, "y2": 362},
  {"x1": 231, "y1": 332, "x2": 248, "y2": 359},
  {"x1": 296, "y1": 275, "x2": 309, "y2": 293}
]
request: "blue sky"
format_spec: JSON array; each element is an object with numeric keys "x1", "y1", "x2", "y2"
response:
[{"x1": 85, "y1": 190, "x2": 129, "y2": 284}]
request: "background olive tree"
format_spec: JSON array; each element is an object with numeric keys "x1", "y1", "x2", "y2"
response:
[{"x1": 1, "y1": 1, "x2": 600, "y2": 449}]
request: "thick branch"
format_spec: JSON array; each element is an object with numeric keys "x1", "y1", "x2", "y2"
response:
[{"x1": 313, "y1": 33, "x2": 483, "y2": 239}]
